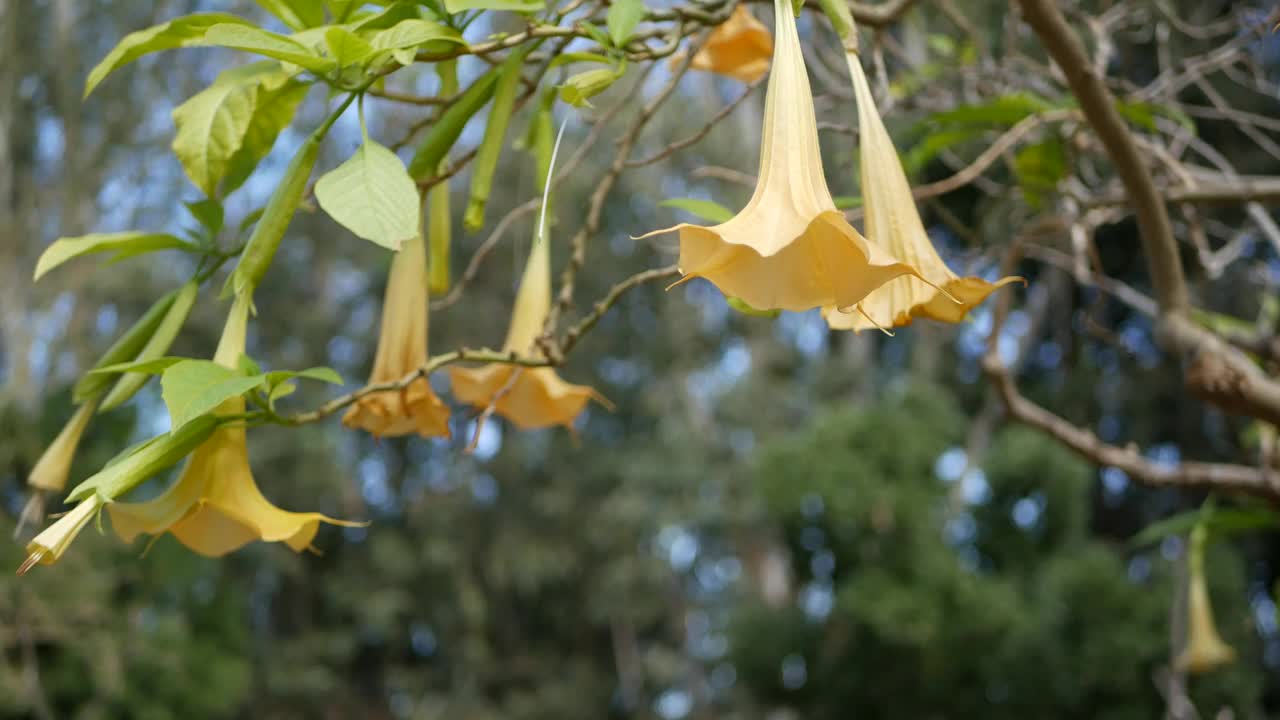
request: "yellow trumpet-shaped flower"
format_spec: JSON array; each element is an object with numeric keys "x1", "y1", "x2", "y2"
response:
[
  {"x1": 1175, "y1": 526, "x2": 1236, "y2": 675},
  {"x1": 449, "y1": 236, "x2": 610, "y2": 431},
  {"x1": 680, "y1": 5, "x2": 773, "y2": 83},
  {"x1": 825, "y1": 51, "x2": 1020, "y2": 332},
  {"x1": 108, "y1": 295, "x2": 358, "y2": 557},
  {"x1": 343, "y1": 232, "x2": 451, "y2": 438},
  {"x1": 642, "y1": 0, "x2": 928, "y2": 313}
]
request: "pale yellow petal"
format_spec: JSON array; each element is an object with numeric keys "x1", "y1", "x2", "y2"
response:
[{"x1": 844, "y1": 51, "x2": 1020, "y2": 330}]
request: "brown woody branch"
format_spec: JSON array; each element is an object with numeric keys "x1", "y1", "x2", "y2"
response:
[{"x1": 1016, "y1": 0, "x2": 1280, "y2": 428}]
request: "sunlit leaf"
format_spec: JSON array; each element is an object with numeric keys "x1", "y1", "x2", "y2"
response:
[
  {"x1": 659, "y1": 198, "x2": 734, "y2": 224},
  {"x1": 607, "y1": 0, "x2": 645, "y2": 47},
  {"x1": 84, "y1": 13, "x2": 252, "y2": 97},
  {"x1": 34, "y1": 232, "x2": 196, "y2": 281},
  {"x1": 161, "y1": 360, "x2": 267, "y2": 432},
  {"x1": 202, "y1": 24, "x2": 338, "y2": 74},
  {"x1": 253, "y1": 0, "x2": 325, "y2": 30},
  {"x1": 315, "y1": 137, "x2": 421, "y2": 250}
]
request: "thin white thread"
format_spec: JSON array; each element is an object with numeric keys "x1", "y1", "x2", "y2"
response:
[{"x1": 536, "y1": 114, "x2": 570, "y2": 244}]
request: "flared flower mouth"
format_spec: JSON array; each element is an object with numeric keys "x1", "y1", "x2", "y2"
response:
[
  {"x1": 641, "y1": 0, "x2": 931, "y2": 314},
  {"x1": 108, "y1": 294, "x2": 359, "y2": 557},
  {"x1": 449, "y1": 365, "x2": 612, "y2": 431},
  {"x1": 342, "y1": 232, "x2": 451, "y2": 438},
  {"x1": 829, "y1": 49, "x2": 1021, "y2": 332},
  {"x1": 450, "y1": 224, "x2": 609, "y2": 429},
  {"x1": 681, "y1": 5, "x2": 774, "y2": 83},
  {"x1": 107, "y1": 419, "x2": 360, "y2": 557}
]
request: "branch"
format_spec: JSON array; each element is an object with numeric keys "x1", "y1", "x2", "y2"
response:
[
  {"x1": 1017, "y1": 0, "x2": 1280, "y2": 428},
  {"x1": 1016, "y1": 0, "x2": 1188, "y2": 312},
  {"x1": 982, "y1": 356, "x2": 1280, "y2": 500}
]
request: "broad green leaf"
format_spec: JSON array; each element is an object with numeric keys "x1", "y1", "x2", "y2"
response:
[
  {"x1": 269, "y1": 382, "x2": 299, "y2": 407},
  {"x1": 172, "y1": 67, "x2": 266, "y2": 197},
  {"x1": 1013, "y1": 139, "x2": 1067, "y2": 209},
  {"x1": 902, "y1": 127, "x2": 987, "y2": 174},
  {"x1": 88, "y1": 357, "x2": 185, "y2": 376},
  {"x1": 184, "y1": 199, "x2": 225, "y2": 234},
  {"x1": 1116, "y1": 99, "x2": 1195, "y2": 134},
  {"x1": 316, "y1": 137, "x2": 421, "y2": 250},
  {"x1": 354, "y1": 4, "x2": 437, "y2": 32},
  {"x1": 161, "y1": 360, "x2": 267, "y2": 431},
  {"x1": 202, "y1": 24, "x2": 338, "y2": 74},
  {"x1": 326, "y1": 0, "x2": 361, "y2": 23},
  {"x1": 84, "y1": 13, "x2": 252, "y2": 97},
  {"x1": 559, "y1": 66, "x2": 625, "y2": 107},
  {"x1": 444, "y1": 0, "x2": 545, "y2": 13},
  {"x1": 34, "y1": 232, "x2": 195, "y2": 281},
  {"x1": 325, "y1": 26, "x2": 376, "y2": 67},
  {"x1": 238, "y1": 353, "x2": 264, "y2": 376},
  {"x1": 265, "y1": 366, "x2": 345, "y2": 387},
  {"x1": 1131, "y1": 507, "x2": 1280, "y2": 548},
  {"x1": 607, "y1": 0, "x2": 645, "y2": 47},
  {"x1": 254, "y1": 0, "x2": 325, "y2": 30},
  {"x1": 659, "y1": 198, "x2": 734, "y2": 223},
  {"x1": 369, "y1": 18, "x2": 464, "y2": 62},
  {"x1": 220, "y1": 76, "x2": 311, "y2": 196},
  {"x1": 925, "y1": 92, "x2": 1057, "y2": 128}
]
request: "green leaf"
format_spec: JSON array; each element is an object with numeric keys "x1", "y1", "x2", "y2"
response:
[
  {"x1": 607, "y1": 0, "x2": 645, "y2": 47},
  {"x1": 269, "y1": 382, "x2": 299, "y2": 407},
  {"x1": 34, "y1": 232, "x2": 195, "y2": 281},
  {"x1": 325, "y1": 26, "x2": 376, "y2": 67},
  {"x1": 316, "y1": 137, "x2": 421, "y2": 250},
  {"x1": 202, "y1": 24, "x2": 338, "y2": 74},
  {"x1": 1013, "y1": 139, "x2": 1067, "y2": 208},
  {"x1": 369, "y1": 18, "x2": 464, "y2": 64},
  {"x1": 184, "y1": 200, "x2": 225, "y2": 234},
  {"x1": 1116, "y1": 99, "x2": 1195, "y2": 134},
  {"x1": 88, "y1": 357, "x2": 185, "y2": 376},
  {"x1": 265, "y1": 366, "x2": 345, "y2": 388},
  {"x1": 220, "y1": 76, "x2": 311, "y2": 196},
  {"x1": 1131, "y1": 507, "x2": 1280, "y2": 548},
  {"x1": 443, "y1": 0, "x2": 545, "y2": 12},
  {"x1": 173, "y1": 65, "x2": 270, "y2": 197},
  {"x1": 84, "y1": 13, "x2": 252, "y2": 97},
  {"x1": 901, "y1": 127, "x2": 986, "y2": 175},
  {"x1": 161, "y1": 360, "x2": 267, "y2": 431},
  {"x1": 238, "y1": 353, "x2": 264, "y2": 376},
  {"x1": 253, "y1": 0, "x2": 326, "y2": 30},
  {"x1": 659, "y1": 198, "x2": 733, "y2": 224},
  {"x1": 924, "y1": 92, "x2": 1057, "y2": 128},
  {"x1": 326, "y1": 0, "x2": 361, "y2": 23}
]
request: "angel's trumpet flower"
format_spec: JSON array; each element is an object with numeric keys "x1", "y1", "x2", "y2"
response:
[
  {"x1": 825, "y1": 46, "x2": 1020, "y2": 332},
  {"x1": 108, "y1": 295, "x2": 358, "y2": 557},
  {"x1": 448, "y1": 234, "x2": 610, "y2": 431},
  {"x1": 343, "y1": 232, "x2": 451, "y2": 438},
  {"x1": 679, "y1": 5, "x2": 773, "y2": 83},
  {"x1": 642, "y1": 0, "x2": 928, "y2": 314},
  {"x1": 1175, "y1": 525, "x2": 1236, "y2": 675}
]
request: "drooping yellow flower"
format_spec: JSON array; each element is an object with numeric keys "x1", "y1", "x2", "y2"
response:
[
  {"x1": 448, "y1": 236, "x2": 610, "y2": 431},
  {"x1": 342, "y1": 232, "x2": 451, "y2": 438},
  {"x1": 642, "y1": 0, "x2": 929, "y2": 313},
  {"x1": 825, "y1": 50, "x2": 1020, "y2": 332},
  {"x1": 682, "y1": 5, "x2": 773, "y2": 83},
  {"x1": 1175, "y1": 526, "x2": 1236, "y2": 675},
  {"x1": 108, "y1": 294, "x2": 358, "y2": 557}
]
